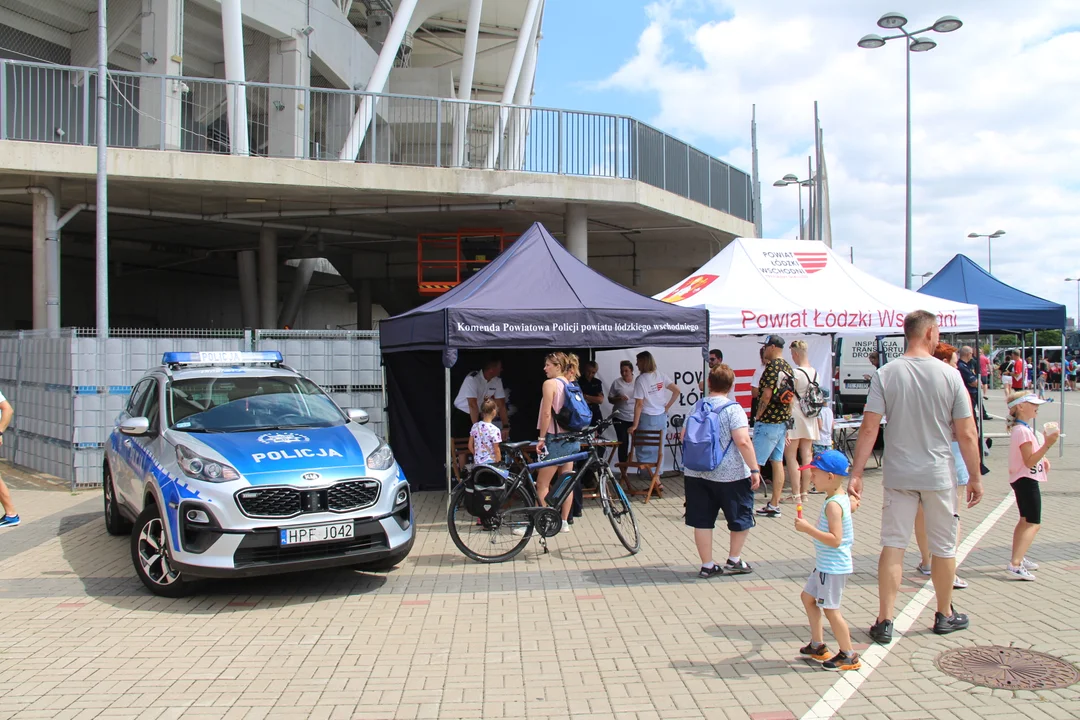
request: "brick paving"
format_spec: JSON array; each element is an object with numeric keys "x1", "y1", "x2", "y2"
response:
[{"x1": 0, "y1": 396, "x2": 1078, "y2": 719}]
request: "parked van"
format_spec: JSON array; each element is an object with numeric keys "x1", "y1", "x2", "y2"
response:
[{"x1": 835, "y1": 336, "x2": 904, "y2": 414}]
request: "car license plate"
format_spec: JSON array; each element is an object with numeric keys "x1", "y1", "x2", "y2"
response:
[{"x1": 280, "y1": 521, "x2": 354, "y2": 546}]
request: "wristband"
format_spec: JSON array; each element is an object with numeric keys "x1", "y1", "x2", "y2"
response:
[{"x1": 750, "y1": 469, "x2": 760, "y2": 475}]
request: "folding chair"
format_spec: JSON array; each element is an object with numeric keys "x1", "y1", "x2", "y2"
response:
[
  {"x1": 451, "y1": 438, "x2": 472, "y2": 483},
  {"x1": 666, "y1": 415, "x2": 684, "y2": 473},
  {"x1": 614, "y1": 429, "x2": 664, "y2": 503}
]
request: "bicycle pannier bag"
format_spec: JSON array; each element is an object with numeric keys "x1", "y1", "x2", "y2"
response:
[{"x1": 464, "y1": 464, "x2": 509, "y2": 519}]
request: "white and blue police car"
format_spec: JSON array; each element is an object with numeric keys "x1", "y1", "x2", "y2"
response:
[{"x1": 103, "y1": 351, "x2": 414, "y2": 597}]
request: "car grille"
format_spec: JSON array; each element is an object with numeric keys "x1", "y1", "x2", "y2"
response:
[
  {"x1": 327, "y1": 480, "x2": 380, "y2": 511},
  {"x1": 236, "y1": 488, "x2": 301, "y2": 518},
  {"x1": 236, "y1": 479, "x2": 381, "y2": 518},
  {"x1": 233, "y1": 522, "x2": 388, "y2": 567}
]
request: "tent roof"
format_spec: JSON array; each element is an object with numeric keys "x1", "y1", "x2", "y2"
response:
[
  {"x1": 656, "y1": 238, "x2": 980, "y2": 336},
  {"x1": 379, "y1": 222, "x2": 708, "y2": 353},
  {"x1": 919, "y1": 255, "x2": 1066, "y2": 332}
]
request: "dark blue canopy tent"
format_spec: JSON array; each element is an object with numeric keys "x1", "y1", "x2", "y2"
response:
[
  {"x1": 919, "y1": 254, "x2": 1065, "y2": 333},
  {"x1": 380, "y1": 222, "x2": 709, "y2": 491},
  {"x1": 920, "y1": 254, "x2": 1066, "y2": 456}
]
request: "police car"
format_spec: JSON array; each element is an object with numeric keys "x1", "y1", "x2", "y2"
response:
[{"x1": 103, "y1": 351, "x2": 414, "y2": 597}]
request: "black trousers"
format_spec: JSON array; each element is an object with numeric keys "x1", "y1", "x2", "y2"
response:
[{"x1": 612, "y1": 418, "x2": 631, "y2": 463}]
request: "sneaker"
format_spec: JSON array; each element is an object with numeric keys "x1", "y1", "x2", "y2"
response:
[
  {"x1": 915, "y1": 562, "x2": 931, "y2": 576},
  {"x1": 560, "y1": 523, "x2": 571, "y2": 534},
  {"x1": 723, "y1": 559, "x2": 753, "y2": 575},
  {"x1": 0, "y1": 515, "x2": 19, "y2": 528},
  {"x1": 698, "y1": 564, "x2": 724, "y2": 579},
  {"x1": 755, "y1": 503, "x2": 781, "y2": 517},
  {"x1": 869, "y1": 618, "x2": 893, "y2": 644},
  {"x1": 511, "y1": 526, "x2": 528, "y2": 536},
  {"x1": 1022, "y1": 558, "x2": 1039, "y2": 570},
  {"x1": 799, "y1": 642, "x2": 831, "y2": 661},
  {"x1": 1006, "y1": 565, "x2": 1036, "y2": 581},
  {"x1": 953, "y1": 576, "x2": 968, "y2": 590},
  {"x1": 933, "y1": 608, "x2": 970, "y2": 635},
  {"x1": 823, "y1": 651, "x2": 861, "y2": 672}
]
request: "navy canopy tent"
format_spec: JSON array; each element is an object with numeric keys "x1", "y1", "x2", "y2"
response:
[
  {"x1": 919, "y1": 254, "x2": 1066, "y2": 332},
  {"x1": 379, "y1": 222, "x2": 709, "y2": 491}
]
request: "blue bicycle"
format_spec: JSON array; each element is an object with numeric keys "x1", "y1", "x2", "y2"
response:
[{"x1": 448, "y1": 418, "x2": 641, "y2": 562}]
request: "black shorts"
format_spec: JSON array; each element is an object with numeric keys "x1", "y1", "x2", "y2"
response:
[
  {"x1": 1011, "y1": 477, "x2": 1042, "y2": 524},
  {"x1": 684, "y1": 476, "x2": 756, "y2": 532},
  {"x1": 451, "y1": 409, "x2": 473, "y2": 438}
]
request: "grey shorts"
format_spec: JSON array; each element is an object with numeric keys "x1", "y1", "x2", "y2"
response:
[
  {"x1": 803, "y1": 570, "x2": 848, "y2": 610},
  {"x1": 881, "y1": 486, "x2": 959, "y2": 558}
]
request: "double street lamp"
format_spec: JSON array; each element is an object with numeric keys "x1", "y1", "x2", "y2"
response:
[
  {"x1": 858, "y1": 12, "x2": 964, "y2": 289},
  {"x1": 967, "y1": 230, "x2": 1006, "y2": 274},
  {"x1": 774, "y1": 173, "x2": 813, "y2": 239}
]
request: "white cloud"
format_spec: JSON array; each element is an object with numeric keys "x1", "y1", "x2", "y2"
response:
[{"x1": 600, "y1": 0, "x2": 1080, "y2": 321}]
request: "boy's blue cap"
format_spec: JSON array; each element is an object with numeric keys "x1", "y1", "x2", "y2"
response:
[{"x1": 800, "y1": 449, "x2": 850, "y2": 476}]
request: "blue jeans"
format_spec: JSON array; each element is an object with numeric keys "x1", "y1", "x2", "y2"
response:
[{"x1": 753, "y1": 422, "x2": 787, "y2": 464}]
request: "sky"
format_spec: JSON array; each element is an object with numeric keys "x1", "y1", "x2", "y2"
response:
[{"x1": 533, "y1": 0, "x2": 1080, "y2": 323}]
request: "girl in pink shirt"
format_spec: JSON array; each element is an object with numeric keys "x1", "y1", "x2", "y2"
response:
[{"x1": 1005, "y1": 392, "x2": 1060, "y2": 580}]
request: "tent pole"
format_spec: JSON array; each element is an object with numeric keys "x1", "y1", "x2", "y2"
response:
[
  {"x1": 1061, "y1": 331, "x2": 1066, "y2": 458},
  {"x1": 1034, "y1": 330, "x2": 1039, "y2": 396},
  {"x1": 446, "y1": 366, "x2": 453, "y2": 504},
  {"x1": 976, "y1": 332, "x2": 985, "y2": 464}
]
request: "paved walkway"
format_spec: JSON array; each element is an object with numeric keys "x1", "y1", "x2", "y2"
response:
[{"x1": 1, "y1": 396, "x2": 1078, "y2": 719}]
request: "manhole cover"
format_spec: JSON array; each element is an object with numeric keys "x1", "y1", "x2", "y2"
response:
[{"x1": 936, "y1": 646, "x2": 1080, "y2": 690}]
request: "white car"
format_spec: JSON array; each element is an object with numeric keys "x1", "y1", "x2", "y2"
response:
[{"x1": 103, "y1": 351, "x2": 414, "y2": 597}]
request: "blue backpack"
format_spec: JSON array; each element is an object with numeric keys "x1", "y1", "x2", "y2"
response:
[
  {"x1": 553, "y1": 378, "x2": 593, "y2": 431},
  {"x1": 682, "y1": 400, "x2": 739, "y2": 472}
]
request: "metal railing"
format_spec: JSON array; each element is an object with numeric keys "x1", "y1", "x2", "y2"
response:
[{"x1": 0, "y1": 59, "x2": 754, "y2": 222}]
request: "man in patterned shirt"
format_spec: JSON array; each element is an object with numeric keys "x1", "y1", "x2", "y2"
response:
[{"x1": 754, "y1": 335, "x2": 794, "y2": 518}]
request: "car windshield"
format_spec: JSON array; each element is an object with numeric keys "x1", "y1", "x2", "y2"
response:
[{"x1": 167, "y1": 375, "x2": 346, "y2": 432}]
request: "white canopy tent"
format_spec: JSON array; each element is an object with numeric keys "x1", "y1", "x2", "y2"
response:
[{"x1": 656, "y1": 238, "x2": 980, "y2": 335}]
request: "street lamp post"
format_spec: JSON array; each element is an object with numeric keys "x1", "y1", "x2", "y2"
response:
[
  {"x1": 912, "y1": 271, "x2": 933, "y2": 287},
  {"x1": 968, "y1": 230, "x2": 1006, "y2": 274},
  {"x1": 859, "y1": 12, "x2": 963, "y2": 289},
  {"x1": 1066, "y1": 278, "x2": 1080, "y2": 330},
  {"x1": 773, "y1": 173, "x2": 814, "y2": 239}
]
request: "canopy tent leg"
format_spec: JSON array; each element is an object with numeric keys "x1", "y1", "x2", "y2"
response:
[
  {"x1": 1061, "y1": 332, "x2": 1066, "y2": 458},
  {"x1": 446, "y1": 367, "x2": 453, "y2": 504},
  {"x1": 976, "y1": 332, "x2": 985, "y2": 464}
]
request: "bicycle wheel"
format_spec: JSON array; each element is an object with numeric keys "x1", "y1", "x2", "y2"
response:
[
  {"x1": 598, "y1": 466, "x2": 641, "y2": 554},
  {"x1": 447, "y1": 482, "x2": 535, "y2": 563}
]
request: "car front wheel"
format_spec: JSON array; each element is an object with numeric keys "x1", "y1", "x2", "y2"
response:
[{"x1": 130, "y1": 505, "x2": 197, "y2": 597}]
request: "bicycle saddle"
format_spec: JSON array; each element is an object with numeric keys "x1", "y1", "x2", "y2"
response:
[{"x1": 501, "y1": 441, "x2": 534, "y2": 450}]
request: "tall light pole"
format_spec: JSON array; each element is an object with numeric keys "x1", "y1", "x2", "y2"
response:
[
  {"x1": 967, "y1": 230, "x2": 1006, "y2": 274},
  {"x1": 1066, "y1": 278, "x2": 1080, "y2": 331},
  {"x1": 859, "y1": 12, "x2": 963, "y2": 289},
  {"x1": 773, "y1": 173, "x2": 813, "y2": 239}
]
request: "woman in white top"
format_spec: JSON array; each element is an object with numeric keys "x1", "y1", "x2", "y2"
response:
[
  {"x1": 607, "y1": 360, "x2": 635, "y2": 463},
  {"x1": 629, "y1": 351, "x2": 681, "y2": 467},
  {"x1": 785, "y1": 340, "x2": 818, "y2": 504}
]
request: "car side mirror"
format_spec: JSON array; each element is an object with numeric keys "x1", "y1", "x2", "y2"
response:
[
  {"x1": 120, "y1": 417, "x2": 150, "y2": 436},
  {"x1": 345, "y1": 408, "x2": 369, "y2": 424}
]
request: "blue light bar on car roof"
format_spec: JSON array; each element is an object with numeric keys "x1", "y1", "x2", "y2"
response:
[{"x1": 162, "y1": 351, "x2": 283, "y2": 366}]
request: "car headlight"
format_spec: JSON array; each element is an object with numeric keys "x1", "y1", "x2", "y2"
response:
[
  {"x1": 175, "y1": 444, "x2": 241, "y2": 482},
  {"x1": 367, "y1": 442, "x2": 395, "y2": 471}
]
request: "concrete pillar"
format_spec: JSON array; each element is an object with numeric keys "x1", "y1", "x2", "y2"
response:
[
  {"x1": 485, "y1": 0, "x2": 543, "y2": 169},
  {"x1": 31, "y1": 192, "x2": 49, "y2": 329},
  {"x1": 221, "y1": 0, "x2": 249, "y2": 156},
  {"x1": 268, "y1": 38, "x2": 310, "y2": 159},
  {"x1": 565, "y1": 203, "x2": 588, "y2": 264},
  {"x1": 279, "y1": 259, "x2": 316, "y2": 328},
  {"x1": 258, "y1": 230, "x2": 278, "y2": 328},
  {"x1": 138, "y1": 0, "x2": 183, "y2": 149},
  {"x1": 451, "y1": 0, "x2": 483, "y2": 168},
  {"x1": 506, "y1": 1, "x2": 542, "y2": 170},
  {"x1": 356, "y1": 279, "x2": 373, "y2": 331},
  {"x1": 237, "y1": 250, "x2": 259, "y2": 328}
]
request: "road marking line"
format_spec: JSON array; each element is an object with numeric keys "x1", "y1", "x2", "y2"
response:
[{"x1": 799, "y1": 494, "x2": 1015, "y2": 720}]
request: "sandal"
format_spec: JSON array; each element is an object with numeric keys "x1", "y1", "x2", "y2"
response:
[{"x1": 780, "y1": 494, "x2": 798, "y2": 504}]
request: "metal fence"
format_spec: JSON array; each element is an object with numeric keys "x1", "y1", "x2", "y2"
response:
[
  {"x1": 0, "y1": 328, "x2": 386, "y2": 489},
  {"x1": 0, "y1": 59, "x2": 754, "y2": 222}
]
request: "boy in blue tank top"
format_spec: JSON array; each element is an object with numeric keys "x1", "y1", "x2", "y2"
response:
[{"x1": 794, "y1": 450, "x2": 860, "y2": 672}]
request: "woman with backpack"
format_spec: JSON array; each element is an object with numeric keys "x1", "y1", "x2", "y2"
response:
[
  {"x1": 681, "y1": 363, "x2": 761, "y2": 578},
  {"x1": 786, "y1": 340, "x2": 821, "y2": 505},
  {"x1": 532, "y1": 352, "x2": 584, "y2": 534}
]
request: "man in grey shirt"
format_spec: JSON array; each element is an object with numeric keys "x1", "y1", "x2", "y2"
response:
[{"x1": 849, "y1": 311, "x2": 982, "y2": 643}]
